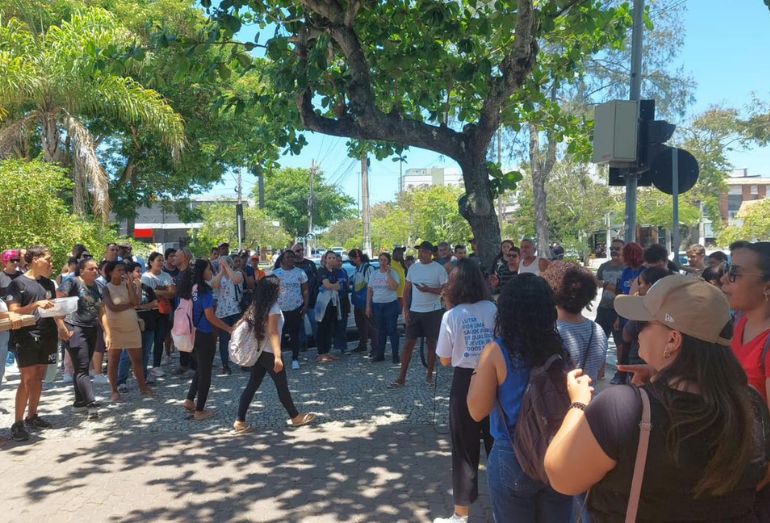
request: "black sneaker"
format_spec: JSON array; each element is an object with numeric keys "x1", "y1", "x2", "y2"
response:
[
  {"x1": 24, "y1": 414, "x2": 53, "y2": 430},
  {"x1": 11, "y1": 421, "x2": 30, "y2": 441},
  {"x1": 87, "y1": 403, "x2": 99, "y2": 420},
  {"x1": 73, "y1": 401, "x2": 89, "y2": 410}
]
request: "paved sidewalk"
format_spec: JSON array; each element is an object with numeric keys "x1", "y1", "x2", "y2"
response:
[{"x1": 0, "y1": 344, "x2": 492, "y2": 522}]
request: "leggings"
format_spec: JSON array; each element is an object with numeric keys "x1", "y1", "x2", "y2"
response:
[
  {"x1": 186, "y1": 331, "x2": 216, "y2": 411},
  {"x1": 282, "y1": 307, "x2": 303, "y2": 361},
  {"x1": 152, "y1": 314, "x2": 169, "y2": 367},
  {"x1": 237, "y1": 352, "x2": 299, "y2": 422},
  {"x1": 450, "y1": 367, "x2": 494, "y2": 506},
  {"x1": 217, "y1": 313, "x2": 241, "y2": 370}
]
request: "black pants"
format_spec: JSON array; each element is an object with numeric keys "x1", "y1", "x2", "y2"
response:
[
  {"x1": 66, "y1": 324, "x2": 97, "y2": 405},
  {"x1": 317, "y1": 304, "x2": 338, "y2": 355},
  {"x1": 282, "y1": 306, "x2": 303, "y2": 361},
  {"x1": 186, "y1": 331, "x2": 216, "y2": 411},
  {"x1": 353, "y1": 307, "x2": 378, "y2": 353},
  {"x1": 237, "y1": 352, "x2": 299, "y2": 422},
  {"x1": 153, "y1": 314, "x2": 169, "y2": 367},
  {"x1": 450, "y1": 367, "x2": 493, "y2": 506}
]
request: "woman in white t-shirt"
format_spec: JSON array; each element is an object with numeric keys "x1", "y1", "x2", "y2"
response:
[
  {"x1": 233, "y1": 275, "x2": 315, "y2": 434},
  {"x1": 366, "y1": 253, "x2": 401, "y2": 363},
  {"x1": 211, "y1": 255, "x2": 243, "y2": 375},
  {"x1": 434, "y1": 259, "x2": 496, "y2": 523}
]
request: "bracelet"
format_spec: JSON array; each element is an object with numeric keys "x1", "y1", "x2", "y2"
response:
[{"x1": 569, "y1": 401, "x2": 588, "y2": 411}]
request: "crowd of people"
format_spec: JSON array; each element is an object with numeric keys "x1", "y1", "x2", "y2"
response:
[{"x1": 1, "y1": 236, "x2": 770, "y2": 523}]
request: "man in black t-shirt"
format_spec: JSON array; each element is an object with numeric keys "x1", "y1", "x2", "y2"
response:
[
  {"x1": 291, "y1": 243, "x2": 319, "y2": 348},
  {"x1": 0, "y1": 249, "x2": 21, "y2": 297},
  {"x1": 6, "y1": 247, "x2": 70, "y2": 442}
]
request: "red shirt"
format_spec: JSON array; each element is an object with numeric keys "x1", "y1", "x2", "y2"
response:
[{"x1": 731, "y1": 316, "x2": 770, "y2": 400}]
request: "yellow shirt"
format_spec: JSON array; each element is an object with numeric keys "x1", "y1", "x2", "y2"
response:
[{"x1": 392, "y1": 263, "x2": 406, "y2": 298}]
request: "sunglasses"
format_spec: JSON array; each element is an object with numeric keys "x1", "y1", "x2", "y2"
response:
[{"x1": 724, "y1": 264, "x2": 766, "y2": 283}]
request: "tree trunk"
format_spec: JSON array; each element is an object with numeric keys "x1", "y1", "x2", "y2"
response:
[
  {"x1": 124, "y1": 160, "x2": 137, "y2": 237},
  {"x1": 40, "y1": 112, "x2": 60, "y2": 163},
  {"x1": 459, "y1": 158, "x2": 501, "y2": 273},
  {"x1": 528, "y1": 123, "x2": 557, "y2": 260}
]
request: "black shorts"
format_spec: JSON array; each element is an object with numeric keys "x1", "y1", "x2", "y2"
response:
[
  {"x1": 406, "y1": 309, "x2": 444, "y2": 342},
  {"x1": 13, "y1": 332, "x2": 57, "y2": 368}
]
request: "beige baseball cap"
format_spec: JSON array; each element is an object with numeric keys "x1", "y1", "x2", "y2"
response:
[{"x1": 614, "y1": 274, "x2": 732, "y2": 346}]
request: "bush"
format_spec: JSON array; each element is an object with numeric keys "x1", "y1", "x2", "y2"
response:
[{"x1": 0, "y1": 159, "x2": 131, "y2": 267}]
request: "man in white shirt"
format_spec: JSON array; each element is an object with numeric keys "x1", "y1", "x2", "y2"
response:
[{"x1": 390, "y1": 241, "x2": 448, "y2": 388}]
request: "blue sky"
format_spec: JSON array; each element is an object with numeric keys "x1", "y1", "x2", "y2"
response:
[{"x1": 205, "y1": 0, "x2": 770, "y2": 204}]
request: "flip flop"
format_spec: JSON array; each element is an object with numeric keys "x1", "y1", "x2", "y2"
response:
[
  {"x1": 387, "y1": 380, "x2": 405, "y2": 389},
  {"x1": 182, "y1": 401, "x2": 195, "y2": 412},
  {"x1": 192, "y1": 410, "x2": 215, "y2": 421}
]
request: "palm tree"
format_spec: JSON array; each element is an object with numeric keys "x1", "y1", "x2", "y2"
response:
[{"x1": 0, "y1": 7, "x2": 184, "y2": 222}]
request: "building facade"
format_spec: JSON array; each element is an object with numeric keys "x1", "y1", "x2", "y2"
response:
[
  {"x1": 400, "y1": 167, "x2": 463, "y2": 192},
  {"x1": 719, "y1": 169, "x2": 770, "y2": 226}
]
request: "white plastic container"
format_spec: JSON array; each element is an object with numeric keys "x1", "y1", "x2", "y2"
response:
[{"x1": 38, "y1": 296, "x2": 78, "y2": 318}]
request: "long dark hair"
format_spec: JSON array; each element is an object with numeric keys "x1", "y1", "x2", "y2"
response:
[
  {"x1": 178, "y1": 259, "x2": 210, "y2": 299},
  {"x1": 651, "y1": 322, "x2": 760, "y2": 498},
  {"x1": 495, "y1": 273, "x2": 565, "y2": 367},
  {"x1": 239, "y1": 275, "x2": 280, "y2": 341},
  {"x1": 445, "y1": 259, "x2": 490, "y2": 306}
]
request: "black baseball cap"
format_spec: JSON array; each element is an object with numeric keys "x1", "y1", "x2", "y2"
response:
[{"x1": 414, "y1": 241, "x2": 435, "y2": 251}]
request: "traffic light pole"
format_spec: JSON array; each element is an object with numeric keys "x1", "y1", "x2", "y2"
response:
[
  {"x1": 672, "y1": 150, "x2": 680, "y2": 262},
  {"x1": 624, "y1": 0, "x2": 644, "y2": 243}
]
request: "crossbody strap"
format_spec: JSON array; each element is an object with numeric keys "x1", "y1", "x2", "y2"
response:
[
  {"x1": 580, "y1": 323, "x2": 595, "y2": 369},
  {"x1": 626, "y1": 387, "x2": 652, "y2": 523}
]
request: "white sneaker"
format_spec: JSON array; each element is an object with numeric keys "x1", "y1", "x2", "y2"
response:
[
  {"x1": 92, "y1": 374, "x2": 109, "y2": 385},
  {"x1": 291, "y1": 360, "x2": 300, "y2": 370},
  {"x1": 433, "y1": 515, "x2": 468, "y2": 523},
  {"x1": 151, "y1": 367, "x2": 165, "y2": 377}
]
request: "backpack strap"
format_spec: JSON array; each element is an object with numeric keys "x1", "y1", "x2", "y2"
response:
[
  {"x1": 580, "y1": 323, "x2": 595, "y2": 370},
  {"x1": 626, "y1": 387, "x2": 652, "y2": 523}
]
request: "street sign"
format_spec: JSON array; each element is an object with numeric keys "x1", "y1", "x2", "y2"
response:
[{"x1": 650, "y1": 148, "x2": 699, "y2": 195}]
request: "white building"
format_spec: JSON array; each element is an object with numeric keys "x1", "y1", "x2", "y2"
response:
[{"x1": 400, "y1": 167, "x2": 464, "y2": 192}]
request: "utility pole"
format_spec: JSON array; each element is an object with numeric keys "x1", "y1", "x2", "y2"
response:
[
  {"x1": 624, "y1": 0, "x2": 644, "y2": 243},
  {"x1": 307, "y1": 160, "x2": 316, "y2": 258},
  {"x1": 235, "y1": 169, "x2": 244, "y2": 252},
  {"x1": 361, "y1": 153, "x2": 372, "y2": 257},
  {"x1": 257, "y1": 169, "x2": 265, "y2": 209}
]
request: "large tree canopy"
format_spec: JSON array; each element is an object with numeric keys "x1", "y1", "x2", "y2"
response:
[
  {"x1": 260, "y1": 167, "x2": 356, "y2": 238},
  {"x1": 205, "y1": 0, "x2": 632, "y2": 268}
]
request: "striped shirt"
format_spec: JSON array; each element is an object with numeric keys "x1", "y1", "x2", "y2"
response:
[{"x1": 557, "y1": 319, "x2": 608, "y2": 383}]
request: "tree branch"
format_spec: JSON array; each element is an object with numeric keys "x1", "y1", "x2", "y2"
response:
[{"x1": 475, "y1": 0, "x2": 539, "y2": 150}]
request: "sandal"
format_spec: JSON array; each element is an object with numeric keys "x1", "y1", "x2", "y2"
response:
[
  {"x1": 182, "y1": 400, "x2": 195, "y2": 412},
  {"x1": 291, "y1": 413, "x2": 316, "y2": 427},
  {"x1": 110, "y1": 392, "x2": 123, "y2": 403},
  {"x1": 232, "y1": 420, "x2": 254, "y2": 434},
  {"x1": 192, "y1": 410, "x2": 215, "y2": 421},
  {"x1": 387, "y1": 380, "x2": 405, "y2": 389}
]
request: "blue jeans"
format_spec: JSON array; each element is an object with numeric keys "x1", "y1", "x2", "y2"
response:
[
  {"x1": 372, "y1": 300, "x2": 399, "y2": 360},
  {"x1": 218, "y1": 313, "x2": 241, "y2": 370},
  {"x1": 118, "y1": 329, "x2": 154, "y2": 385},
  {"x1": 487, "y1": 444, "x2": 573, "y2": 522},
  {"x1": 334, "y1": 311, "x2": 348, "y2": 353}
]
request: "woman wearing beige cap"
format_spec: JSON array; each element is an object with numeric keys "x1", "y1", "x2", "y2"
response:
[{"x1": 544, "y1": 275, "x2": 770, "y2": 521}]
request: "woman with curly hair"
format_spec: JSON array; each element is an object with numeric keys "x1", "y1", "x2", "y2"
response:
[
  {"x1": 542, "y1": 262, "x2": 607, "y2": 383},
  {"x1": 467, "y1": 273, "x2": 572, "y2": 521},
  {"x1": 232, "y1": 275, "x2": 316, "y2": 434}
]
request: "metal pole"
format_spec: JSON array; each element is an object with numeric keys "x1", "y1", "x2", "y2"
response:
[
  {"x1": 624, "y1": 0, "x2": 645, "y2": 243},
  {"x1": 361, "y1": 153, "x2": 372, "y2": 257},
  {"x1": 672, "y1": 150, "x2": 680, "y2": 263},
  {"x1": 307, "y1": 160, "x2": 316, "y2": 258},
  {"x1": 236, "y1": 169, "x2": 243, "y2": 251},
  {"x1": 497, "y1": 127, "x2": 504, "y2": 232}
]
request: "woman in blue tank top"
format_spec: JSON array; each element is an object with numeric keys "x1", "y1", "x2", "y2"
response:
[{"x1": 467, "y1": 273, "x2": 573, "y2": 522}]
